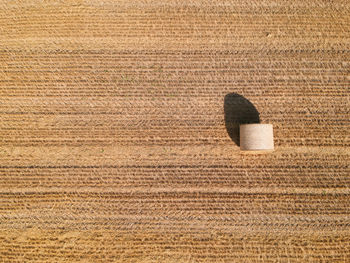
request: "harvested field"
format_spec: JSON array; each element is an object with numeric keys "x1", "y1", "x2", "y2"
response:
[{"x1": 0, "y1": 0, "x2": 350, "y2": 262}]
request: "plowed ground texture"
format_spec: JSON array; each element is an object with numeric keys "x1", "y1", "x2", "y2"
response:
[{"x1": 0, "y1": 1, "x2": 350, "y2": 262}]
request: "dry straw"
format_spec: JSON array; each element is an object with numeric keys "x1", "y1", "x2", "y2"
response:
[{"x1": 240, "y1": 124, "x2": 274, "y2": 153}]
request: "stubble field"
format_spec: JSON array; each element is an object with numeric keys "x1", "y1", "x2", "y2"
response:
[{"x1": 0, "y1": 0, "x2": 349, "y2": 262}]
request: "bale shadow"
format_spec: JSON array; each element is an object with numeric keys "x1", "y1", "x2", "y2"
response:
[{"x1": 224, "y1": 93, "x2": 260, "y2": 146}]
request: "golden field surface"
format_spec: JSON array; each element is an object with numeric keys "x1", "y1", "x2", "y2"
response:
[{"x1": 0, "y1": 0, "x2": 349, "y2": 262}]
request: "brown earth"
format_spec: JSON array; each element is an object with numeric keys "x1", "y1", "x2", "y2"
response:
[{"x1": 0, "y1": 0, "x2": 350, "y2": 262}]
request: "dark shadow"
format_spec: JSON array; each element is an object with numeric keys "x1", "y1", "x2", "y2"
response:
[{"x1": 224, "y1": 93, "x2": 260, "y2": 146}]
